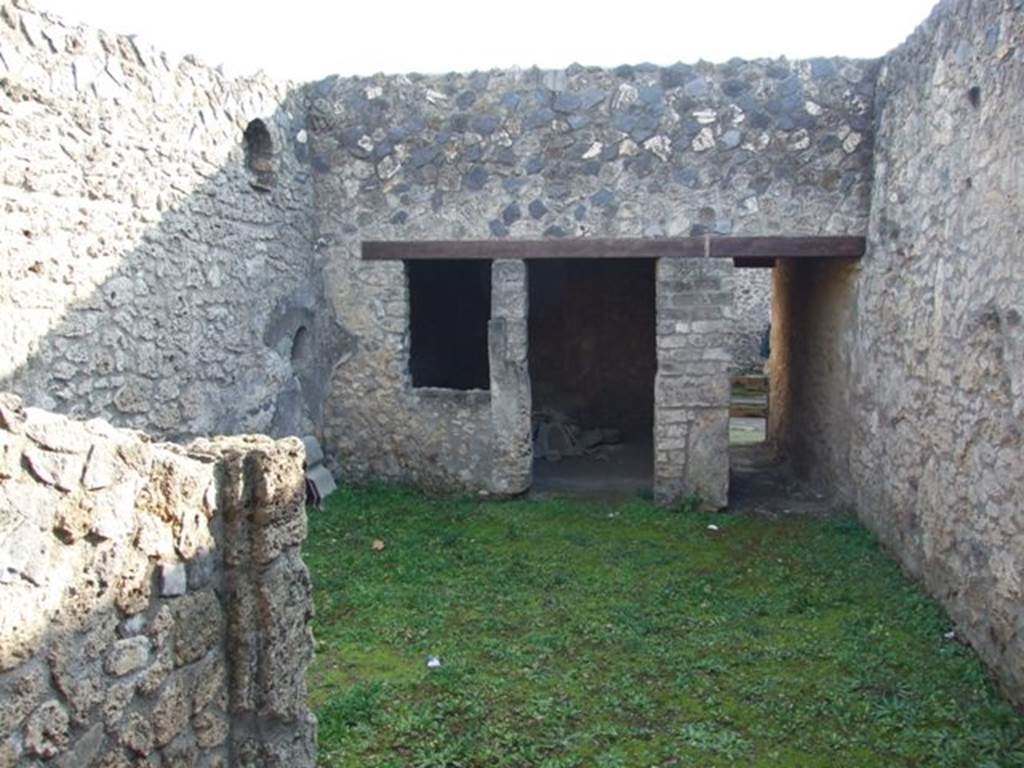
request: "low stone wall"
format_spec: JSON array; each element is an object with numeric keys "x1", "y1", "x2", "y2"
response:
[
  {"x1": 772, "y1": 0, "x2": 1024, "y2": 705},
  {"x1": 0, "y1": 394, "x2": 316, "y2": 766}
]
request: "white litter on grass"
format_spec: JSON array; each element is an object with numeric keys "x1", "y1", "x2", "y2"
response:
[
  {"x1": 426, "y1": 655, "x2": 443, "y2": 669},
  {"x1": 707, "y1": 524, "x2": 720, "y2": 531}
]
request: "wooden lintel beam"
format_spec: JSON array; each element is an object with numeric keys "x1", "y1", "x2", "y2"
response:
[{"x1": 361, "y1": 236, "x2": 865, "y2": 261}]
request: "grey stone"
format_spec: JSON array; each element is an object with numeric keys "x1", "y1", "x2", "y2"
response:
[
  {"x1": 501, "y1": 203, "x2": 522, "y2": 226},
  {"x1": 24, "y1": 448, "x2": 84, "y2": 492},
  {"x1": 528, "y1": 199, "x2": 548, "y2": 219},
  {"x1": 305, "y1": 465, "x2": 336, "y2": 500},
  {"x1": 720, "y1": 129, "x2": 743, "y2": 149},
  {"x1": 553, "y1": 92, "x2": 581, "y2": 113},
  {"x1": 683, "y1": 78, "x2": 710, "y2": 98},
  {"x1": 464, "y1": 166, "x2": 488, "y2": 191},
  {"x1": 160, "y1": 563, "x2": 187, "y2": 597},
  {"x1": 301, "y1": 435, "x2": 324, "y2": 467},
  {"x1": 105, "y1": 637, "x2": 151, "y2": 676}
]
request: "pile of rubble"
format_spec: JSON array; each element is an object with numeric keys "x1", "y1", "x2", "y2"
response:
[{"x1": 532, "y1": 410, "x2": 621, "y2": 463}]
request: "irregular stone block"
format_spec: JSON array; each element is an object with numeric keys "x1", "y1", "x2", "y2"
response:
[
  {"x1": 304, "y1": 465, "x2": 336, "y2": 503},
  {"x1": 23, "y1": 700, "x2": 69, "y2": 759},
  {"x1": 105, "y1": 636, "x2": 151, "y2": 677},
  {"x1": 300, "y1": 436, "x2": 323, "y2": 467},
  {"x1": 160, "y1": 563, "x2": 187, "y2": 597},
  {"x1": 24, "y1": 447, "x2": 84, "y2": 492}
]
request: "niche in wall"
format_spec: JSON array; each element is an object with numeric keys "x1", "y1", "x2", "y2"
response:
[
  {"x1": 244, "y1": 118, "x2": 275, "y2": 191},
  {"x1": 407, "y1": 259, "x2": 491, "y2": 390}
]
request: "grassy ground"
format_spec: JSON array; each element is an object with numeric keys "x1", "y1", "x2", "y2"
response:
[{"x1": 305, "y1": 486, "x2": 1024, "y2": 767}]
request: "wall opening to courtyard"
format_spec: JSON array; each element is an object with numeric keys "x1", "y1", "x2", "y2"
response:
[
  {"x1": 529, "y1": 258, "x2": 656, "y2": 495},
  {"x1": 407, "y1": 259, "x2": 492, "y2": 390}
]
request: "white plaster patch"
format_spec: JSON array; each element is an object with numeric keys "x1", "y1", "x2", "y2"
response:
[{"x1": 692, "y1": 127, "x2": 716, "y2": 152}]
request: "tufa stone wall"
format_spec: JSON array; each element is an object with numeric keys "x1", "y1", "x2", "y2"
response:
[
  {"x1": 311, "y1": 57, "x2": 877, "y2": 493},
  {"x1": 772, "y1": 0, "x2": 1024, "y2": 705},
  {"x1": 0, "y1": 1, "x2": 340, "y2": 442},
  {"x1": 655, "y1": 258, "x2": 735, "y2": 508},
  {"x1": 0, "y1": 393, "x2": 316, "y2": 766}
]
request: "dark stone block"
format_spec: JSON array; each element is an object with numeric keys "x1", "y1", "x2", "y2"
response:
[
  {"x1": 553, "y1": 92, "x2": 582, "y2": 113},
  {"x1": 639, "y1": 86, "x2": 665, "y2": 107},
  {"x1": 501, "y1": 93, "x2": 522, "y2": 111},
  {"x1": 578, "y1": 88, "x2": 607, "y2": 110},
  {"x1": 674, "y1": 166, "x2": 700, "y2": 189},
  {"x1": 722, "y1": 78, "x2": 750, "y2": 97},
  {"x1": 526, "y1": 107, "x2": 556, "y2": 129},
  {"x1": 489, "y1": 219, "x2": 509, "y2": 237},
  {"x1": 683, "y1": 78, "x2": 710, "y2": 99},
  {"x1": 528, "y1": 199, "x2": 548, "y2": 219},
  {"x1": 411, "y1": 145, "x2": 441, "y2": 168},
  {"x1": 660, "y1": 65, "x2": 692, "y2": 89},
  {"x1": 567, "y1": 113, "x2": 591, "y2": 130},
  {"x1": 613, "y1": 64, "x2": 635, "y2": 79},
  {"x1": 471, "y1": 114, "x2": 500, "y2": 135},
  {"x1": 574, "y1": 204, "x2": 587, "y2": 221},
  {"x1": 495, "y1": 147, "x2": 517, "y2": 165},
  {"x1": 465, "y1": 166, "x2": 489, "y2": 191},
  {"x1": 390, "y1": 210, "x2": 408, "y2": 225},
  {"x1": 591, "y1": 188, "x2": 616, "y2": 207},
  {"x1": 502, "y1": 202, "x2": 522, "y2": 225},
  {"x1": 543, "y1": 224, "x2": 568, "y2": 237},
  {"x1": 502, "y1": 177, "x2": 527, "y2": 194},
  {"x1": 525, "y1": 156, "x2": 545, "y2": 174},
  {"x1": 456, "y1": 90, "x2": 477, "y2": 109},
  {"x1": 809, "y1": 58, "x2": 836, "y2": 78},
  {"x1": 582, "y1": 160, "x2": 602, "y2": 176}
]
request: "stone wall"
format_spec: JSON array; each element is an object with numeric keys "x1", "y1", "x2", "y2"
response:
[
  {"x1": 0, "y1": 393, "x2": 316, "y2": 766},
  {"x1": 312, "y1": 56, "x2": 878, "y2": 493},
  {"x1": 0, "y1": 1, "x2": 336, "y2": 442},
  {"x1": 772, "y1": 0, "x2": 1024, "y2": 704},
  {"x1": 655, "y1": 258, "x2": 735, "y2": 508},
  {"x1": 732, "y1": 268, "x2": 772, "y2": 373}
]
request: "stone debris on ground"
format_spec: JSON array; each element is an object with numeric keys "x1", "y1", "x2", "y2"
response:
[{"x1": 532, "y1": 410, "x2": 622, "y2": 463}]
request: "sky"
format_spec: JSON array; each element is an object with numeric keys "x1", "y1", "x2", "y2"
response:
[{"x1": 37, "y1": 0, "x2": 940, "y2": 82}]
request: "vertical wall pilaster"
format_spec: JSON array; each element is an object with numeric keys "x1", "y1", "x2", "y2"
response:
[
  {"x1": 654, "y1": 258, "x2": 735, "y2": 508},
  {"x1": 488, "y1": 259, "x2": 532, "y2": 495},
  {"x1": 221, "y1": 437, "x2": 317, "y2": 768}
]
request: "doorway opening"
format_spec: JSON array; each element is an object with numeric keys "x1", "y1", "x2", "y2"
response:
[{"x1": 528, "y1": 259, "x2": 656, "y2": 496}]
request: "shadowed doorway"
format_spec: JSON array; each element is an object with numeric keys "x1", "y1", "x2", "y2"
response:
[{"x1": 528, "y1": 258, "x2": 656, "y2": 496}]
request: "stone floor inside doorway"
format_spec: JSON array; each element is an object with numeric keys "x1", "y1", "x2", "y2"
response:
[{"x1": 304, "y1": 470, "x2": 1024, "y2": 767}]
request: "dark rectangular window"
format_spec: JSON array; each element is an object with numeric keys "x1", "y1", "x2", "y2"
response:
[{"x1": 407, "y1": 259, "x2": 491, "y2": 390}]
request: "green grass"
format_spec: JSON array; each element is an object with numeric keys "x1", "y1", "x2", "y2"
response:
[{"x1": 304, "y1": 486, "x2": 1024, "y2": 767}]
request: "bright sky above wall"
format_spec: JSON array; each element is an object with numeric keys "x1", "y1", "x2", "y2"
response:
[{"x1": 39, "y1": 0, "x2": 939, "y2": 81}]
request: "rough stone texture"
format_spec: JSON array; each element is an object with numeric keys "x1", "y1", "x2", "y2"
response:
[
  {"x1": 733, "y1": 268, "x2": 772, "y2": 372},
  {"x1": 654, "y1": 258, "x2": 735, "y2": 508},
  {"x1": 771, "y1": 0, "x2": 1024, "y2": 706},
  {"x1": 0, "y1": 394, "x2": 316, "y2": 766},
  {"x1": 312, "y1": 57, "x2": 877, "y2": 493},
  {"x1": 0, "y1": 1, "x2": 334, "y2": 442}
]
